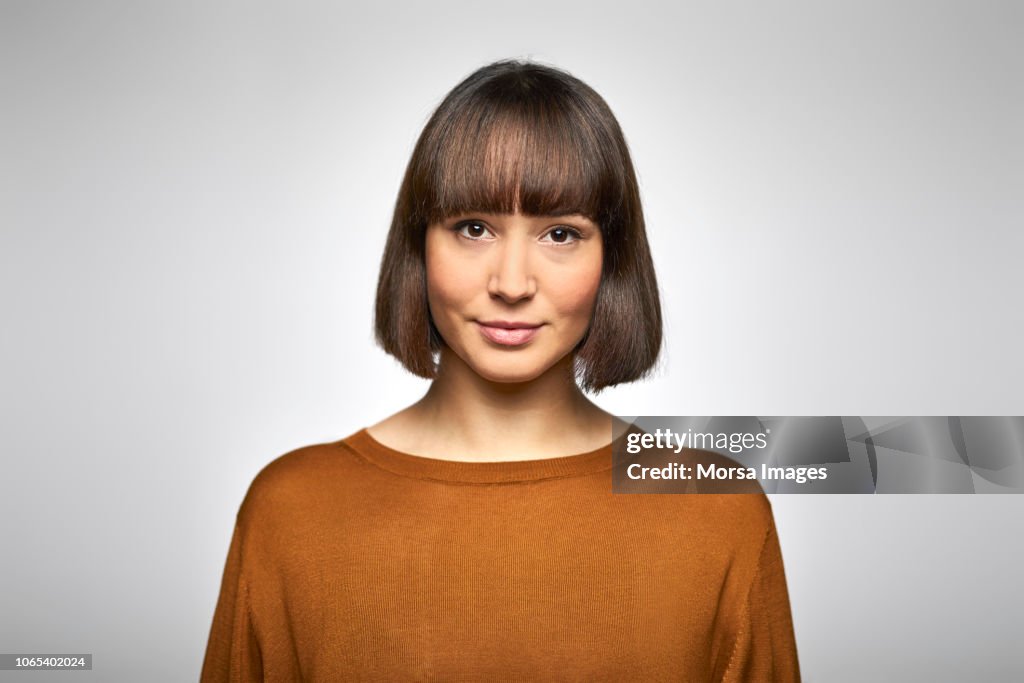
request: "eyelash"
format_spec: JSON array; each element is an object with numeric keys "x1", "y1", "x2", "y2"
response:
[{"x1": 453, "y1": 221, "x2": 584, "y2": 245}]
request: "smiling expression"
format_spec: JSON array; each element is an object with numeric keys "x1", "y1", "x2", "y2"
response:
[{"x1": 425, "y1": 211, "x2": 604, "y2": 384}]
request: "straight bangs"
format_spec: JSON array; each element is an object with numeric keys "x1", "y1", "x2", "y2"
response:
[
  {"x1": 415, "y1": 92, "x2": 624, "y2": 232},
  {"x1": 378, "y1": 59, "x2": 661, "y2": 390}
]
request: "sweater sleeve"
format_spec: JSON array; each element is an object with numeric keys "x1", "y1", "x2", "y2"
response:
[
  {"x1": 720, "y1": 521, "x2": 801, "y2": 683},
  {"x1": 200, "y1": 521, "x2": 264, "y2": 683}
]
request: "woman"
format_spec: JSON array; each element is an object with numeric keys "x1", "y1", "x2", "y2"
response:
[{"x1": 201, "y1": 59, "x2": 800, "y2": 682}]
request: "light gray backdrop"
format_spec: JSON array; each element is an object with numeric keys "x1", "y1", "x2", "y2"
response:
[{"x1": 2, "y1": 1, "x2": 1022, "y2": 681}]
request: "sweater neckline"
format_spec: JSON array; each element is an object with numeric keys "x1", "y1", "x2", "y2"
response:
[{"x1": 341, "y1": 428, "x2": 614, "y2": 484}]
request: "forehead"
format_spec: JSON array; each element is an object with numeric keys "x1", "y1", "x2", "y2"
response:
[{"x1": 419, "y1": 103, "x2": 617, "y2": 228}]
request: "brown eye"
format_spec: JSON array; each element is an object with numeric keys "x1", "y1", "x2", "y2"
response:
[
  {"x1": 542, "y1": 227, "x2": 582, "y2": 245},
  {"x1": 455, "y1": 222, "x2": 493, "y2": 240}
]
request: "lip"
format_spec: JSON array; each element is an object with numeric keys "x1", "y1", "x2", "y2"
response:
[
  {"x1": 477, "y1": 320, "x2": 543, "y2": 329},
  {"x1": 476, "y1": 321, "x2": 544, "y2": 346}
]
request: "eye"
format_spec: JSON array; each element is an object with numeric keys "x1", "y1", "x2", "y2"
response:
[
  {"x1": 454, "y1": 221, "x2": 494, "y2": 241},
  {"x1": 541, "y1": 226, "x2": 583, "y2": 245}
]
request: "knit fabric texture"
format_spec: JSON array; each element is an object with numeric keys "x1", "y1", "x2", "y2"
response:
[{"x1": 201, "y1": 429, "x2": 801, "y2": 681}]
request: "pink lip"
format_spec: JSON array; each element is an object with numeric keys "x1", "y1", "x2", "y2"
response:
[{"x1": 476, "y1": 321, "x2": 543, "y2": 346}]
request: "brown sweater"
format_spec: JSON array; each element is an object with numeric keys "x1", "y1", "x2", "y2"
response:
[{"x1": 201, "y1": 429, "x2": 800, "y2": 682}]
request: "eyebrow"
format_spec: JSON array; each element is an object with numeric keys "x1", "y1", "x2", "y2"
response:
[{"x1": 449, "y1": 212, "x2": 597, "y2": 224}]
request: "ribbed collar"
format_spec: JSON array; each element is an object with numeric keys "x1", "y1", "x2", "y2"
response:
[{"x1": 339, "y1": 428, "x2": 614, "y2": 485}]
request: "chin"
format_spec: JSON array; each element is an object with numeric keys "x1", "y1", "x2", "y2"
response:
[
  {"x1": 445, "y1": 340, "x2": 571, "y2": 385},
  {"x1": 465, "y1": 352, "x2": 557, "y2": 385},
  {"x1": 472, "y1": 363, "x2": 547, "y2": 385}
]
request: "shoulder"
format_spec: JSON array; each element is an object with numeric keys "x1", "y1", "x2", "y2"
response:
[
  {"x1": 678, "y1": 480, "x2": 777, "y2": 574},
  {"x1": 661, "y1": 448, "x2": 776, "y2": 545},
  {"x1": 684, "y1": 447, "x2": 776, "y2": 535},
  {"x1": 235, "y1": 434, "x2": 362, "y2": 528}
]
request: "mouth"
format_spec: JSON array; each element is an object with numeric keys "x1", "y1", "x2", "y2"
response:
[{"x1": 475, "y1": 320, "x2": 544, "y2": 346}]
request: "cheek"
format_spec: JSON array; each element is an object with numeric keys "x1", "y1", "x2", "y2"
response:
[
  {"x1": 425, "y1": 261, "x2": 453, "y2": 319},
  {"x1": 553, "y1": 259, "x2": 603, "y2": 321},
  {"x1": 425, "y1": 241, "x2": 473, "y2": 322}
]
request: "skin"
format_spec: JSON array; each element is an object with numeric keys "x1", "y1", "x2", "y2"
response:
[{"x1": 368, "y1": 210, "x2": 616, "y2": 462}]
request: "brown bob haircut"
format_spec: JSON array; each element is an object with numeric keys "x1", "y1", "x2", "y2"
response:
[{"x1": 374, "y1": 59, "x2": 662, "y2": 392}]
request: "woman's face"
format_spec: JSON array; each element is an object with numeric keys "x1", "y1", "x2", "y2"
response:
[{"x1": 425, "y1": 211, "x2": 603, "y2": 384}]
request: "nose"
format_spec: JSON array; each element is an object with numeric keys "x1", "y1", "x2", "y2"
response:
[{"x1": 488, "y1": 237, "x2": 537, "y2": 303}]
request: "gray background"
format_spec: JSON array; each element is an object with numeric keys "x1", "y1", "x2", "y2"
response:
[{"x1": 1, "y1": 0, "x2": 1021, "y2": 680}]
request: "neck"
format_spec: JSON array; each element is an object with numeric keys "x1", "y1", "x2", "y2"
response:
[{"x1": 409, "y1": 347, "x2": 612, "y2": 460}]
